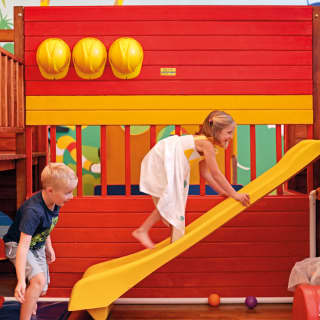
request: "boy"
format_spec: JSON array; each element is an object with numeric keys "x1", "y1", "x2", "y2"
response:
[{"x1": 3, "y1": 162, "x2": 78, "y2": 320}]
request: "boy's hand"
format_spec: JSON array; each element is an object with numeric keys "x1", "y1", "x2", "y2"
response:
[
  {"x1": 15, "y1": 280, "x2": 26, "y2": 303},
  {"x1": 46, "y1": 246, "x2": 56, "y2": 264},
  {"x1": 234, "y1": 193, "x2": 250, "y2": 206}
]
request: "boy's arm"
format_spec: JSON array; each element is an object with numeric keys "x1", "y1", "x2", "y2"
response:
[
  {"x1": 199, "y1": 160, "x2": 227, "y2": 196},
  {"x1": 15, "y1": 232, "x2": 31, "y2": 303},
  {"x1": 45, "y1": 235, "x2": 55, "y2": 264}
]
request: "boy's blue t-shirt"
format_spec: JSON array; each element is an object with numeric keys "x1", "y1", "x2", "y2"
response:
[{"x1": 3, "y1": 192, "x2": 60, "y2": 250}]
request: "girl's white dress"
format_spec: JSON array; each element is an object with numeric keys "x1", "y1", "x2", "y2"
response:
[{"x1": 139, "y1": 135, "x2": 203, "y2": 241}]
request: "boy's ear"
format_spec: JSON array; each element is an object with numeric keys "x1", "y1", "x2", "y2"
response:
[{"x1": 45, "y1": 186, "x2": 54, "y2": 194}]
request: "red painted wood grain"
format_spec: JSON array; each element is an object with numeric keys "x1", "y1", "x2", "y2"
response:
[
  {"x1": 24, "y1": 6, "x2": 311, "y2": 22},
  {"x1": 25, "y1": 21, "x2": 311, "y2": 37}
]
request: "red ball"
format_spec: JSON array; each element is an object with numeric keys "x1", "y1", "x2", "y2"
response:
[
  {"x1": 208, "y1": 293, "x2": 220, "y2": 307},
  {"x1": 0, "y1": 296, "x2": 4, "y2": 308}
]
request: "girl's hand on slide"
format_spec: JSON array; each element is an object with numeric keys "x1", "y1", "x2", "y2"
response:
[{"x1": 234, "y1": 193, "x2": 250, "y2": 206}]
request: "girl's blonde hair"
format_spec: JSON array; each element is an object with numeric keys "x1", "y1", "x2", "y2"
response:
[
  {"x1": 41, "y1": 162, "x2": 78, "y2": 189},
  {"x1": 197, "y1": 110, "x2": 235, "y2": 141}
]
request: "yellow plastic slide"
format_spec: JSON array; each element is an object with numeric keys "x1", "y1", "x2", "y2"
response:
[{"x1": 68, "y1": 139, "x2": 320, "y2": 319}]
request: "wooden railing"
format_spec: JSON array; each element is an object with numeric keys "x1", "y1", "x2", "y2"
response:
[
  {"x1": 0, "y1": 47, "x2": 24, "y2": 131},
  {"x1": 0, "y1": 7, "x2": 28, "y2": 209},
  {"x1": 25, "y1": 123, "x2": 314, "y2": 198}
]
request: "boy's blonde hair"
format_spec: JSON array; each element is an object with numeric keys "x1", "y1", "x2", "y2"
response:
[
  {"x1": 41, "y1": 162, "x2": 78, "y2": 190},
  {"x1": 197, "y1": 110, "x2": 235, "y2": 141}
]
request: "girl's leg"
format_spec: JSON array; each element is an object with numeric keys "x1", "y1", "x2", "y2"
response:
[
  {"x1": 152, "y1": 197, "x2": 170, "y2": 227},
  {"x1": 132, "y1": 207, "x2": 161, "y2": 249}
]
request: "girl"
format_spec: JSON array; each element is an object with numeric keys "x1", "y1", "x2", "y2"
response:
[{"x1": 133, "y1": 110, "x2": 250, "y2": 249}]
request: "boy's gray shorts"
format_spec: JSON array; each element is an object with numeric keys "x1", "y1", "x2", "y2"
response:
[{"x1": 5, "y1": 242, "x2": 50, "y2": 293}]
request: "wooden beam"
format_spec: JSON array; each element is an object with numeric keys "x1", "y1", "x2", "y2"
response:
[
  {"x1": 313, "y1": 7, "x2": 320, "y2": 188},
  {"x1": 13, "y1": 7, "x2": 24, "y2": 60},
  {"x1": 0, "y1": 30, "x2": 14, "y2": 42},
  {"x1": 0, "y1": 47, "x2": 23, "y2": 64},
  {"x1": 14, "y1": 6, "x2": 26, "y2": 208},
  {"x1": 0, "y1": 160, "x2": 15, "y2": 171},
  {"x1": 312, "y1": 7, "x2": 320, "y2": 258}
]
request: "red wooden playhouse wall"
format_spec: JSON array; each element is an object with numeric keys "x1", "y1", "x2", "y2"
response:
[{"x1": 24, "y1": 5, "x2": 312, "y2": 298}]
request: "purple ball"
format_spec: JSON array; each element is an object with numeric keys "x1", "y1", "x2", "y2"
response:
[{"x1": 245, "y1": 296, "x2": 257, "y2": 309}]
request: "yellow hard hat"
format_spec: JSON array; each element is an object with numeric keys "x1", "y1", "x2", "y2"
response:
[
  {"x1": 109, "y1": 37, "x2": 143, "y2": 80},
  {"x1": 36, "y1": 38, "x2": 71, "y2": 80},
  {"x1": 72, "y1": 37, "x2": 107, "y2": 80}
]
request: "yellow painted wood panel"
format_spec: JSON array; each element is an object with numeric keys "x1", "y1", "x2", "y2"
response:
[
  {"x1": 26, "y1": 95, "x2": 313, "y2": 125},
  {"x1": 26, "y1": 95, "x2": 312, "y2": 110},
  {"x1": 26, "y1": 109, "x2": 313, "y2": 125}
]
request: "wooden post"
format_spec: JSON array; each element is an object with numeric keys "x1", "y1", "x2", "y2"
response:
[
  {"x1": 13, "y1": 7, "x2": 24, "y2": 61},
  {"x1": 312, "y1": 6, "x2": 320, "y2": 257},
  {"x1": 14, "y1": 6, "x2": 26, "y2": 208},
  {"x1": 313, "y1": 7, "x2": 320, "y2": 188},
  {"x1": 100, "y1": 125, "x2": 107, "y2": 196}
]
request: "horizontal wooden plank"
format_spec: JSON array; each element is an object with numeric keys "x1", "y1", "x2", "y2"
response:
[
  {"x1": 46, "y1": 286, "x2": 293, "y2": 298},
  {"x1": 0, "y1": 127, "x2": 24, "y2": 133},
  {"x1": 0, "y1": 154, "x2": 26, "y2": 161},
  {"x1": 58, "y1": 196, "x2": 309, "y2": 213},
  {"x1": 46, "y1": 288, "x2": 71, "y2": 298},
  {"x1": 123, "y1": 286, "x2": 293, "y2": 298},
  {"x1": 49, "y1": 256, "x2": 301, "y2": 273},
  {"x1": 52, "y1": 242, "x2": 308, "y2": 258},
  {"x1": 0, "y1": 160, "x2": 15, "y2": 171},
  {"x1": 139, "y1": 271, "x2": 290, "y2": 288},
  {"x1": 24, "y1": 5, "x2": 312, "y2": 22},
  {"x1": 50, "y1": 273, "x2": 81, "y2": 287},
  {"x1": 0, "y1": 30, "x2": 14, "y2": 42},
  {"x1": 56, "y1": 211, "x2": 308, "y2": 228},
  {"x1": 0, "y1": 136, "x2": 16, "y2": 152},
  {"x1": 158, "y1": 256, "x2": 300, "y2": 273},
  {"x1": 49, "y1": 271, "x2": 289, "y2": 288},
  {"x1": 181, "y1": 242, "x2": 308, "y2": 258},
  {"x1": 25, "y1": 50, "x2": 312, "y2": 67},
  {"x1": 26, "y1": 109, "x2": 314, "y2": 125},
  {"x1": 25, "y1": 81, "x2": 312, "y2": 96},
  {"x1": 25, "y1": 65, "x2": 312, "y2": 81},
  {"x1": 109, "y1": 304, "x2": 293, "y2": 319},
  {"x1": 218, "y1": 212, "x2": 308, "y2": 227},
  {"x1": 24, "y1": 21, "x2": 312, "y2": 36},
  {"x1": 0, "y1": 47, "x2": 24, "y2": 64},
  {"x1": 51, "y1": 226, "x2": 307, "y2": 243},
  {"x1": 4, "y1": 253, "x2": 298, "y2": 275},
  {"x1": 26, "y1": 95, "x2": 313, "y2": 111},
  {"x1": 25, "y1": 35, "x2": 313, "y2": 51}
]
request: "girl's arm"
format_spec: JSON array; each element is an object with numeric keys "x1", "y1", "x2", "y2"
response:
[
  {"x1": 196, "y1": 140, "x2": 249, "y2": 206},
  {"x1": 199, "y1": 160, "x2": 227, "y2": 196},
  {"x1": 15, "y1": 232, "x2": 31, "y2": 303}
]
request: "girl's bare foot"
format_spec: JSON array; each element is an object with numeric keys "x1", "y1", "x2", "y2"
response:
[{"x1": 132, "y1": 229, "x2": 155, "y2": 249}]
